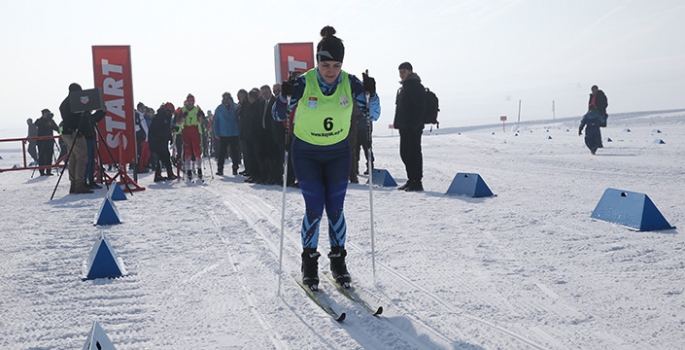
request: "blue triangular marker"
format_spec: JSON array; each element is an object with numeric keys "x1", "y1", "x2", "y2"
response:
[
  {"x1": 84, "y1": 234, "x2": 126, "y2": 280},
  {"x1": 591, "y1": 188, "x2": 675, "y2": 231},
  {"x1": 446, "y1": 173, "x2": 494, "y2": 197},
  {"x1": 94, "y1": 197, "x2": 121, "y2": 225},
  {"x1": 82, "y1": 321, "x2": 117, "y2": 350},
  {"x1": 367, "y1": 168, "x2": 398, "y2": 187},
  {"x1": 107, "y1": 182, "x2": 126, "y2": 201},
  {"x1": 653, "y1": 139, "x2": 665, "y2": 144}
]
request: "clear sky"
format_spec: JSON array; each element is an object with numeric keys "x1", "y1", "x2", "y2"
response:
[{"x1": 1, "y1": 0, "x2": 684, "y2": 136}]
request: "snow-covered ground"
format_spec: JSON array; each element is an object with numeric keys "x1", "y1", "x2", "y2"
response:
[{"x1": 1, "y1": 110, "x2": 683, "y2": 350}]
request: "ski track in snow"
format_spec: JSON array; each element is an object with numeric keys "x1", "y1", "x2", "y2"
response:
[{"x1": 0, "y1": 110, "x2": 684, "y2": 349}]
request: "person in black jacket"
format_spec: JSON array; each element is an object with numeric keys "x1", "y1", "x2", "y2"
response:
[
  {"x1": 237, "y1": 89, "x2": 255, "y2": 177},
  {"x1": 148, "y1": 103, "x2": 178, "y2": 182},
  {"x1": 393, "y1": 62, "x2": 426, "y2": 192},
  {"x1": 59, "y1": 83, "x2": 105, "y2": 194},
  {"x1": 81, "y1": 102, "x2": 106, "y2": 188},
  {"x1": 588, "y1": 85, "x2": 608, "y2": 147},
  {"x1": 34, "y1": 109, "x2": 59, "y2": 175}
]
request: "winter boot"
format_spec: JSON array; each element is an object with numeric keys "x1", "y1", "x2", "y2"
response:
[
  {"x1": 197, "y1": 168, "x2": 203, "y2": 180},
  {"x1": 398, "y1": 180, "x2": 413, "y2": 191},
  {"x1": 216, "y1": 167, "x2": 223, "y2": 176},
  {"x1": 69, "y1": 181, "x2": 76, "y2": 194},
  {"x1": 187, "y1": 170, "x2": 192, "y2": 180},
  {"x1": 166, "y1": 169, "x2": 178, "y2": 180},
  {"x1": 329, "y1": 246, "x2": 351, "y2": 287},
  {"x1": 301, "y1": 248, "x2": 321, "y2": 290},
  {"x1": 404, "y1": 180, "x2": 424, "y2": 192},
  {"x1": 154, "y1": 170, "x2": 167, "y2": 182},
  {"x1": 73, "y1": 183, "x2": 94, "y2": 194},
  {"x1": 232, "y1": 165, "x2": 239, "y2": 175}
]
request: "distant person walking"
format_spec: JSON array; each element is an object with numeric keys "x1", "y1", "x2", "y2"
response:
[
  {"x1": 579, "y1": 105, "x2": 604, "y2": 155},
  {"x1": 589, "y1": 85, "x2": 608, "y2": 147},
  {"x1": 394, "y1": 62, "x2": 426, "y2": 192}
]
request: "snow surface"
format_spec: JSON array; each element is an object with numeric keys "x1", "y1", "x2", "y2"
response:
[{"x1": 1, "y1": 111, "x2": 684, "y2": 350}]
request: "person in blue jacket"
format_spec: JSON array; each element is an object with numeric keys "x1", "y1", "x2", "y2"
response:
[
  {"x1": 213, "y1": 92, "x2": 241, "y2": 176},
  {"x1": 578, "y1": 105, "x2": 605, "y2": 154},
  {"x1": 273, "y1": 26, "x2": 380, "y2": 290}
]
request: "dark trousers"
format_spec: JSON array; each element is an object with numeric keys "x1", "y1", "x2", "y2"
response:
[
  {"x1": 355, "y1": 128, "x2": 374, "y2": 172},
  {"x1": 37, "y1": 139, "x2": 53, "y2": 174},
  {"x1": 399, "y1": 127, "x2": 423, "y2": 182},
  {"x1": 85, "y1": 138, "x2": 96, "y2": 184},
  {"x1": 217, "y1": 136, "x2": 240, "y2": 172},
  {"x1": 240, "y1": 138, "x2": 255, "y2": 174},
  {"x1": 28, "y1": 141, "x2": 38, "y2": 162}
]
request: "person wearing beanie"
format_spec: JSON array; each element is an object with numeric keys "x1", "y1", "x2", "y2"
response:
[
  {"x1": 273, "y1": 26, "x2": 381, "y2": 291},
  {"x1": 148, "y1": 102, "x2": 178, "y2": 181},
  {"x1": 179, "y1": 93, "x2": 206, "y2": 180},
  {"x1": 213, "y1": 92, "x2": 241, "y2": 176},
  {"x1": 394, "y1": 61, "x2": 426, "y2": 192},
  {"x1": 59, "y1": 82, "x2": 106, "y2": 194},
  {"x1": 33, "y1": 109, "x2": 59, "y2": 175}
]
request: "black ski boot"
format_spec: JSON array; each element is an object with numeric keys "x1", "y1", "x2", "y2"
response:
[
  {"x1": 329, "y1": 246, "x2": 351, "y2": 287},
  {"x1": 301, "y1": 248, "x2": 321, "y2": 291},
  {"x1": 197, "y1": 168, "x2": 203, "y2": 180},
  {"x1": 167, "y1": 169, "x2": 178, "y2": 180},
  {"x1": 187, "y1": 170, "x2": 192, "y2": 180}
]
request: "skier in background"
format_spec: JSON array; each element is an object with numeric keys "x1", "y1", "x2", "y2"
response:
[
  {"x1": 273, "y1": 26, "x2": 380, "y2": 290},
  {"x1": 179, "y1": 94, "x2": 206, "y2": 180}
]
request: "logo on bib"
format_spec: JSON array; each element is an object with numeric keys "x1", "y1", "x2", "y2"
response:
[
  {"x1": 339, "y1": 96, "x2": 349, "y2": 108},
  {"x1": 308, "y1": 97, "x2": 318, "y2": 109}
]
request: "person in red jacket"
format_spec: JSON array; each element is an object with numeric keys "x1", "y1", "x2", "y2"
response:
[{"x1": 179, "y1": 94, "x2": 206, "y2": 180}]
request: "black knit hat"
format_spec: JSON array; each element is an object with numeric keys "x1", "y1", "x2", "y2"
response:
[
  {"x1": 398, "y1": 62, "x2": 413, "y2": 71},
  {"x1": 316, "y1": 26, "x2": 344, "y2": 63},
  {"x1": 68, "y1": 83, "x2": 82, "y2": 92}
]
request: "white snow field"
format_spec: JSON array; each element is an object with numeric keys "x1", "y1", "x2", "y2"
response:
[{"x1": 0, "y1": 110, "x2": 683, "y2": 349}]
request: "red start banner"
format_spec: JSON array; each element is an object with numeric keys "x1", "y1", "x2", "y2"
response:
[
  {"x1": 92, "y1": 46, "x2": 136, "y2": 165},
  {"x1": 274, "y1": 42, "x2": 315, "y2": 83}
]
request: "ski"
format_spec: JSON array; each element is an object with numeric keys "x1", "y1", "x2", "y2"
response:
[
  {"x1": 293, "y1": 274, "x2": 346, "y2": 322},
  {"x1": 325, "y1": 273, "x2": 383, "y2": 316}
]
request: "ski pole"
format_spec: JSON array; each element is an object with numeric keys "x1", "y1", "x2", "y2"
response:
[
  {"x1": 366, "y1": 89, "x2": 377, "y2": 285},
  {"x1": 277, "y1": 95, "x2": 292, "y2": 297}
]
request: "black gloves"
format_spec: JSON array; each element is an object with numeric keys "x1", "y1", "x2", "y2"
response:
[
  {"x1": 281, "y1": 79, "x2": 294, "y2": 97},
  {"x1": 362, "y1": 71, "x2": 376, "y2": 96}
]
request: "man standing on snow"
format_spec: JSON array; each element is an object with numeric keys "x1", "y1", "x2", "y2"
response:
[
  {"x1": 34, "y1": 109, "x2": 59, "y2": 176},
  {"x1": 213, "y1": 92, "x2": 241, "y2": 176},
  {"x1": 394, "y1": 62, "x2": 426, "y2": 192},
  {"x1": 59, "y1": 83, "x2": 105, "y2": 194},
  {"x1": 148, "y1": 102, "x2": 178, "y2": 182},
  {"x1": 26, "y1": 118, "x2": 38, "y2": 164}
]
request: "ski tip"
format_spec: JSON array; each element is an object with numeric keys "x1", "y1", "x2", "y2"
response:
[
  {"x1": 336, "y1": 312, "x2": 346, "y2": 322},
  {"x1": 374, "y1": 306, "x2": 383, "y2": 316}
]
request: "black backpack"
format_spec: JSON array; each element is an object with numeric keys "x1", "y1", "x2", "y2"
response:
[{"x1": 424, "y1": 88, "x2": 440, "y2": 130}]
